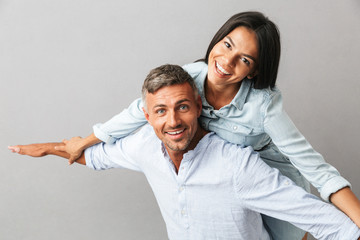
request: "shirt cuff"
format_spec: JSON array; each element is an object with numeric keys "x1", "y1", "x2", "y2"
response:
[
  {"x1": 93, "y1": 123, "x2": 117, "y2": 144},
  {"x1": 84, "y1": 147, "x2": 95, "y2": 169},
  {"x1": 320, "y1": 176, "x2": 352, "y2": 202}
]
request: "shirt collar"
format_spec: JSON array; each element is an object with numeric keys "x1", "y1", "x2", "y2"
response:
[
  {"x1": 230, "y1": 79, "x2": 251, "y2": 111},
  {"x1": 160, "y1": 132, "x2": 214, "y2": 161}
]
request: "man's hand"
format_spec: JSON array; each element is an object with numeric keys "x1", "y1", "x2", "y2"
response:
[
  {"x1": 55, "y1": 137, "x2": 85, "y2": 165},
  {"x1": 8, "y1": 144, "x2": 52, "y2": 157},
  {"x1": 54, "y1": 133, "x2": 101, "y2": 165}
]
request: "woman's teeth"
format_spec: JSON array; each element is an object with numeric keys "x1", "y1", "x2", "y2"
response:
[{"x1": 216, "y1": 62, "x2": 230, "y2": 75}]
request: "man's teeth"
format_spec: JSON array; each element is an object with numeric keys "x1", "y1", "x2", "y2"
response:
[
  {"x1": 167, "y1": 129, "x2": 184, "y2": 135},
  {"x1": 216, "y1": 62, "x2": 230, "y2": 75}
]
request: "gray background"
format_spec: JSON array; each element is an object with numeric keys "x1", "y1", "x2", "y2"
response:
[{"x1": 1, "y1": 0, "x2": 359, "y2": 239}]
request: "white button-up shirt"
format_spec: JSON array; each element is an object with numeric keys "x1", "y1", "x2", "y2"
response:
[{"x1": 86, "y1": 124, "x2": 360, "y2": 240}]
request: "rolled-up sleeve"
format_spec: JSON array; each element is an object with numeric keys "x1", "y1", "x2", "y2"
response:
[
  {"x1": 85, "y1": 138, "x2": 142, "y2": 172},
  {"x1": 93, "y1": 98, "x2": 148, "y2": 144}
]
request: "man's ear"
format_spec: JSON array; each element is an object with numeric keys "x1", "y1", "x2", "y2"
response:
[
  {"x1": 142, "y1": 107, "x2": 150, "y2": 122},
  {"x1": 196, "y1": 95, "x2": 202, "y2": 117}
]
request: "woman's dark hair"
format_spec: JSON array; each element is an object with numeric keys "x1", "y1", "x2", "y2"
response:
[{"x1": 203, "y1": 11, "x2": 281, "y2": 89}]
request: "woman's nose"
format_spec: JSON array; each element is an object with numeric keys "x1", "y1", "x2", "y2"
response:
[{"x1": 223, "y1": 53, "x2": 236, "y2": 68}]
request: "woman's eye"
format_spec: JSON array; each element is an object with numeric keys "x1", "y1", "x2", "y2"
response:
[
  {"x1": 224, "y1": 41, "x2": 231, "y2": 48},
  {"x1": 241, "y1": 57, "x2": 250, "y2": 65}
]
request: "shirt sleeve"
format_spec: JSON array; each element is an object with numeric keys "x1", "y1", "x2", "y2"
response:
[
  {"x1": 85, "y1": 130, "x2": 144, "y2": 172},
  {"x1": 263, "y1": 90, "x2": 350, "y2": 201},
  {"x1": 93, "y1": 98, "x2": 148, "y2": 144},
  {"x1": 233, "y1": 148, "x2": 360, "y2": 240}
]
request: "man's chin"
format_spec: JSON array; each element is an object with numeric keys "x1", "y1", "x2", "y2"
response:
[{"x1": 165, "y1": 141, "x2": 190, "y2": 152}]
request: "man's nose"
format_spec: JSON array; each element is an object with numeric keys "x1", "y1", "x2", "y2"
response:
[{"x1": 167, "y1": 111, "x2": 181, "y2": 128}]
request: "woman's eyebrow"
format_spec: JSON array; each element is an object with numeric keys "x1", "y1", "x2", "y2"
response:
[
  {"x1": 226, "y1": 36, "x2": 236, "y2": 47},
  {"x1": 226, "y1": 36, "x2": 257, "y2": 63}
]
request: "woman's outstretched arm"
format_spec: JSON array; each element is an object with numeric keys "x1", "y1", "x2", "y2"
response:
[
  {"x1": 8, "y1": 143, "x2": 86, "y2": 165},
  {"x1": 60, "y1": 98, "x2": 147, "y2": 164},
  {"x1": 264, "y1": 91, "x2": 360, "y2": 228}
]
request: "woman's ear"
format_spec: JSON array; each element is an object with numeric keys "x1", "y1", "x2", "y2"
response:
[{"x1": 247, "y1": 70, "x2": 258, "y2": 79}]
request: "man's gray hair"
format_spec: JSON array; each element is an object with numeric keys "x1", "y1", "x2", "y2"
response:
[{"x1": 141, "y1": 64, "x2": 199, "y2": 109}]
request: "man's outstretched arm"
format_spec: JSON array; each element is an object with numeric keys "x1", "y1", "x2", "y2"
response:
[{"x1": 8, "y1": 143, "x2": 86, "y2": 165}]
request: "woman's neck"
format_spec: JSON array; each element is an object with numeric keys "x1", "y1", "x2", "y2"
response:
[{"x1": 204, "y1": 79, "x2": 241, "y2": 110}]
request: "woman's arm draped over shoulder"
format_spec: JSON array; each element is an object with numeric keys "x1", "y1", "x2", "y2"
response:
[
  {"x1": 263, "y1": 89, "x2": 360, "y2": 227},
  {"x1": 92, "y1": 98, "x2": 147, "y2": 143},
  {"x1": 63, "y1": 98, "x2": 147, "y2": 164}
]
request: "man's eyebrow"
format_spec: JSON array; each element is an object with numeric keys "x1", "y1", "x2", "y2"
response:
[
  {"x1": 153, "y1": 104, "x2": 166, "y2": 109},
  {"x1": 176, "y1": 99, "x2": 190, "y2": 105},
  {"x1": 152, "y1": 99, "x2": 190, "y2": 109},
  {"x1": 225, "y1": 36, "x2": 257, "y2": 63}
]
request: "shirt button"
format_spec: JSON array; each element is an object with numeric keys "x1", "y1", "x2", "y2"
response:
[
  {"x1": 179, "y1": 187, "x2": 184, "y2": 191},
  {"x1": 284, "y1": 180, "x2": 290, "y2": 186},
  {"x1": 233, "y1": 126, "x2": 238, "y2": 130},
  {"x1": 181, "y1": 210, "x2": 186, "y2": 215}
]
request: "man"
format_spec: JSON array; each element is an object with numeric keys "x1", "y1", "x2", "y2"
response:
[{"x1": 9, "y1": 64, "x2": 360, "y2": 239}]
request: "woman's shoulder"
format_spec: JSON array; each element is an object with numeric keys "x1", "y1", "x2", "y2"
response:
[
  {"x1": 182, "y1": 61, "x2": 207, "y2": 78},
  {"x1": 249, "y1": 84, "x2": 282, "y2": 101}
]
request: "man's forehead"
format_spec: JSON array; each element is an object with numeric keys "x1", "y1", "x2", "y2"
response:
[{"x1": 146, "y1": 83, "x2": 195, "y2": 108}]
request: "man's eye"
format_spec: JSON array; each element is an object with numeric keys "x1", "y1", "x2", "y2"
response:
[
  {"x1": 156, "y1": 109, "x2": 165, "y2": 114},
  {"x1": 179, "y1": 105, "x2": 188, "y2": 111}
]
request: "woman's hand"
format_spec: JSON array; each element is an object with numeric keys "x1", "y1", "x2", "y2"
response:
[
  {"x1": 55, "y1": 133, "x2": 101, "y2": 165},
  {"x1": 8, "y1": 144, "x2": 49, "y2": 157},
  {"x1": 8, "y1": 142, "x2": 69, "y2": 158}
]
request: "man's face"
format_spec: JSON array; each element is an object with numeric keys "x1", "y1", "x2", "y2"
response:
[{"x1": 143, "y1": 83, "x2": 202, "y2": 154}]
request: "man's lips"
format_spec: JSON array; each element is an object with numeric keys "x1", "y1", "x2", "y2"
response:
[
  {"x1": 166, "y1": 129, "x2": 185, "y2": 135},
  {"x1": 165, "y1": 128, "x2": 186, "y2": 139}
]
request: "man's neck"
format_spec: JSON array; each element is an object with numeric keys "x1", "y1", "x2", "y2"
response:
[{"x1": 167, "y1": 126, "x2": 208, "y2": 173}]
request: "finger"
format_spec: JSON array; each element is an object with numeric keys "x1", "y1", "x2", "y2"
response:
[
  {"x1": 69, "y1": 157, "x2": 76, "y2": 164},
  {"x1": 54, "y1": 145, "x2": 66, "y2": 151},
  {"x1": 68, "y1": 158, "x2": 76, "y2": 165},
  {"x1": 62, "y1": 139, "x2": 69, "y2": 144},
  {"x1": 8, "y1": 146, "x2": 20, "y2": 153}
]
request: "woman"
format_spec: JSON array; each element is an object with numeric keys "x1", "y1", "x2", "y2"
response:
[{"x1": 56, "y1": 11, "x2": 360, "y2": 239}]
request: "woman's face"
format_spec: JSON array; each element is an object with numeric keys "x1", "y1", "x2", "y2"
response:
[{"x1": 207, "y1": 26, "x2": 259, "y2": 88}]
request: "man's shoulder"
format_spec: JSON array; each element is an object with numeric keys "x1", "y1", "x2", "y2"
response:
[
  {"x1": 203, "y1": 133, "x2": 256, "y2": 159},
  {"x1": 114, "y1": 124, "x2": 159, "y2": 146}
]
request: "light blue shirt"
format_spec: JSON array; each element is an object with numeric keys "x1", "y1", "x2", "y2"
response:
[
  {"x1": 93, "y1": 61, "x2": 350, "y2": 202},
  {"x1": 86, "y1": 124, "x2": 360, "y2": 240}
]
